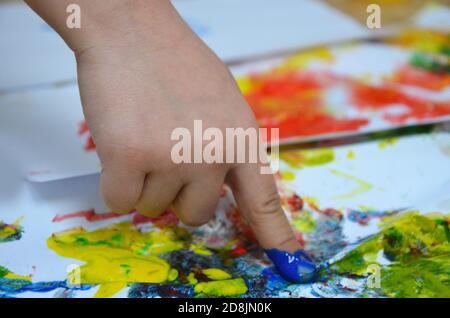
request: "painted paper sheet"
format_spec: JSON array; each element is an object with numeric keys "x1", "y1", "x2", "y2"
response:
[
  {"x1": 232, "y1": 29, "x2": 450, "y2": 144},
  {"x1": 1, "y1": 131, "x2": 449, "y2": 298}
]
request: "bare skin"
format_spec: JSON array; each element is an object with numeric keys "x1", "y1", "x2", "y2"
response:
[{"x1": 24, "y1": 0, "x2": 301, "y2": 253}]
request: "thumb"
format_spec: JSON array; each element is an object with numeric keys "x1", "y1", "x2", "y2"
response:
[{"x1": 226, "y1": 163, "x2": 317, "y2": 283}]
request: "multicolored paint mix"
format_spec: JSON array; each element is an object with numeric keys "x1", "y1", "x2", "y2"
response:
[
  {"x1": 236, "y1": 29, "x2": 450, "y2": 142},
  {"x1": 332, "y1": 212, "x2": 450, "y2": 297},
  {"x1": 3, "y1": 28, "x2": 450, "y2": 298},
  {"x1": 1, "y1": 180, "x2": 448, "y2": 298},
  {"x1": 0, "y1": 218, "x2": 68, "y2": 298},
  {"x1": 0, "y1": 217, "x2": 23, "y2": 243}
]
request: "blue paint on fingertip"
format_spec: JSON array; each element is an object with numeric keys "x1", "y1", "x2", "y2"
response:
[{"x1": 265, "y1": 249, "x2": 317, "y2": 284}]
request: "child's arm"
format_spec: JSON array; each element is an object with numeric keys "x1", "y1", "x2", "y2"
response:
[{"x1": 24, "y1": 1, "x2": 310, "y2": 280}]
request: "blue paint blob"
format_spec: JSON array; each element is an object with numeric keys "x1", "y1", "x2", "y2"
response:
[{"x1": 265, "y1": 249, "x2": 317, "y2": 284}]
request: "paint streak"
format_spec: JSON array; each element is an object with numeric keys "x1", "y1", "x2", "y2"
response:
[
  {"x1": 52, "y1": 209, "x2": 123, "y2": 223},
  {"x1": 0, "y1": 266, "x2": 31, "y2": 282},
  {"x1": 280, "y1": 149, "x2": 335, "y2": 169},
  {"x1": 53, "y1": 209, "x2": 179, "y2": 228},
  {"x1": 333, "y1": 212, "x2": 450, "y2": 297},
  {"x1": 392, "y1": 64, "x2": 450, "y2": 91},
  {"x1": 330, "y1": 169, "x2": 373, "y2": 199},
  {"x1": 348, "y1": 209, "x2": 401, "y2": 225},
  {"x1": 0, "y1": 217, "x2": 24, "y2": 243}
]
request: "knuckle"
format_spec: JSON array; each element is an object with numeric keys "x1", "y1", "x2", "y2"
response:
[
  {"x1": 179, "y1": 214, "x2": 210, "y2": 227},
  {"x1": 100, "y1": 178, "x2": 136, "y2": 214},
  {"x1": 251, "y1": 191, "x2": 282, "y2": 218}
]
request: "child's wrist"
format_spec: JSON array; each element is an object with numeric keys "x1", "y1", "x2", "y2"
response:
[{"x1": 63, "y1": 0, "x2": 189, "y2": 55}]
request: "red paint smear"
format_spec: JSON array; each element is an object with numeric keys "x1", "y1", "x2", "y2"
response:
[
  {"x1": 78, "y1": 121, "x2": 89, "y2": 135},
  {"x1": 392, "y1": 65, "x2": 450, "y2": 91},
  {"x1": 53, "y1": 209, "x2": 179, "y2": 227},
  {"x1": 226, "y1": 207, "x2": 257, "y2": 243},
  {"x1": 244, "y1": 71, "x2": 370, "y2": 140},
  {"x1": 283, "y1": 194, "x2": 304, "y2": 213},
  {"x1": 230, "y1": 246, "x2": 247, "y2": 256},
  {"x1": 78, "y1": 121, "x2": 96, "y2": 151},
  {"x1": 131, "y1": 210, "x2": 179, "y2": 227},
  {"x1": 52, "y1": 209, "x2": 122, "y2": 223},
  {"x1": 309, "y1": 203, "x2": 343, "y2": 220},
  {"x1": 351, "y1": 82, "x2": 450, "y2": 123}
]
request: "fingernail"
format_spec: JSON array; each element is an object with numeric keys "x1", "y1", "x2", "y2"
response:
[{"x1": 265, "y1": 248, "x2": 317, "y2": 283}]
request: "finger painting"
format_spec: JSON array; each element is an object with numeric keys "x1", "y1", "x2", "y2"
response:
[{"x1": 1, "y1": 131, "x2": 449, "y2": 298}]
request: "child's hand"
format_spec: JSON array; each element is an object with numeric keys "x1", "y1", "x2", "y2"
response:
[
  {"x1": 25, "y1": 2, "x2": 307, "y2": 267},
  {"x1": 75, "y1": 21, "x2": 301, "y2": 254}
]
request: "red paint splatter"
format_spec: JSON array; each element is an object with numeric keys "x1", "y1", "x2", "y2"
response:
[
  {"x1": 309, "y1": 203, "x2": 343, "y2": 220},
  {"x1": 230, "y1": 246, "x2": 247, "y2": 256},
  {"x1": 351, "y1": 82, "x2": 450, "y2": 123},
  {"x1": 226, "y1": 207, "x2": 257, "y2": 243},
  {"x1": 78, "y1": 121, "x2": 96, "y2": 151},
  {"x1": 392, "y1": 65, "x2": 450, "y2": 91},
  {"x1": 244, "y1": 71, "x2": 370, "y2": 141},
  {"x1": 283, "y1": 194, "x2": 304, "y2": 212}
]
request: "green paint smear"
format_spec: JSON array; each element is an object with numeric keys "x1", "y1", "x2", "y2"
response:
[
  {"x1": 0, "y1": 265, "x2": 10, "y2": 278},
  {"x1": 333, "y1": 212, "x2": 450, "y2": 297},
  {"x1": 281, "y1": 149, "x2": 334, "y2": 169},
  {"x1": 291, "y1": 210, "x2": 317, "y2": 233},
  {"x1": 410, "y1": 52, "x2": 450, "y2": 74},
  {"x1": 0, "y1": 222, "x2": 23, "y2": 243}
]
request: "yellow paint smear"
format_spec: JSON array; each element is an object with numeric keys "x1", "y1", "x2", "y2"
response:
[
  {"x1": 194, "y1": 278, "x2": 248, "y2": 297},
  {"x1": 190, "y1": 243, "x2": 213, "y2": 256},
  {"x1": 330, "y1": 169, "x2": 373, "y2": 199},
  {"x1": 47, "y1": 222, "x2": 185, "y2": 298},
  {"x1": 281, "y1": 171, "x2": 296, "y2": 181},
  {"x1": 201, "y1": 268, "x2": 232, "y2": 280},
  {"x1": 378, "y1": 137, "x2": 399, "y2": 149},
  {"x1": 4, "y1": 272, "x2": 32, "y2": 282},
  {"x1": 277, "y1": 48, "x2": 334, "y2": 72}
]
